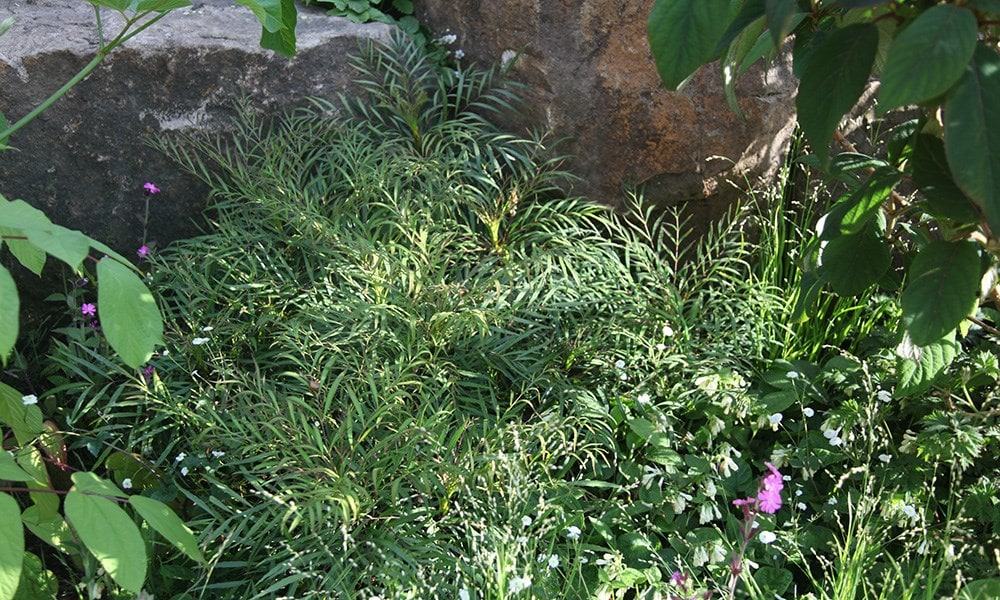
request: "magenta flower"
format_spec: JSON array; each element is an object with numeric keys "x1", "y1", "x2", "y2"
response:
[
  {"x1": 137, "y1": 245, "x2": 150, "y2": 258},
  {"x1": 81, "y1": 303, "x2": 96, "y2": 317},
  {"x1": 143, "y1": 182, "x2": 160, "y2": 195}
]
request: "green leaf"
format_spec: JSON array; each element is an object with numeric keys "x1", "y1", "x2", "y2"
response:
[
  {"x1": 20, "y1": 508, "x2": 76, "y2": 555},
  {"x1": 130, "y1": 0, "x2": 192, "y2": 11},
  {"x1": 23, "y1": 225, "x2": 90, "y2": 272},
  {"x1": 765, "y1": 0, "x2": 798, "y2": 48},
  {"x1": 0, "y1": 266, "x2": 17, "y2": 366},
  {"x1": 960, "y1": 578, "x2": 1000, "y2": 600},
  {"x1": 722, "y1": 17, "x2": 767, "y2": 119},
  {"x1": 0, "y1": 383, "x2": 45, "y2": 445},
  {"x1": 70, "y1": 472, "x2": 128, "y2": 500},
  {"x1": 11, "y1": 552, "x2": 58, "y2": 600},
  {"x1": 754, "y1": 566, "x2": 793, "y2": 595},
  {"x1": 129, "y1": 496, "x2": 204, "y2": 563},
  {"x1": 796, "y1": 23, "x2": 878, "y2": 167},
  {"x1": 0, "y1": 227, "x2": 46, "y2": 276},
  {"x1": 628, "y1": 418, "x2": 657, "y2": 442},
  {"x1": 0, "y1": 199, "x2": 51, "y2": 231},
  {"x1": 0, "y1": 18, "x2": 12, "y2": 38},
  {"x1": 835, "y1": 168, "x2": 900, "y2": 235},
  {"x1": 818, "y1": 225, "x2": 890, "y2": 296},
  {"x1": 0, "y1": 451, "x2": 34, "y2": 482},
  {"x1": 0, "y1": 493, "x2": 24, "y2": 600},
  {"x1": 65, "y1": 490, "x2": 146, "y2": 593},
  {"x1": 912, "y1": 134, "x2": 980, "y2": 222},
  {"x1": 86, "y1": 0, "x2": 131, "y2": 11},
  {"x1": 246, "y1": 0, "x2": 297, "y2": 57},
  {"x1": 967, "y1": 0, "x2": 1000, "y2": 17},
  {"x1": 878, "y1": 5, "x2": 978, "y2": 113},
  {"x1": 715, "y1": 0, "x2": 765, "y2": 55},
  {"x1": 648, "y1": 0, "x2": 737, "y2": 90},
  {"x1": 901, "y1": 240, "x2": 981, "y2": 346},
  {"x1": 945, "y1": 44, "x2": 1000, "y2": 233},
  {"x1": 896, "y1": 332, "x2": 959, "y2": 396},
  {"x1": 97, "y1": 257, "x2": 163, "y2": 369}
]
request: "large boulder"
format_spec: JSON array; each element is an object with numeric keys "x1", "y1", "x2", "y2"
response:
[
  {"x1": 416, "y1": 0, "x2": 798, "y2": 222},
  {"x1": 0, "y1": 0, "x2": 391, "y2": 256}
]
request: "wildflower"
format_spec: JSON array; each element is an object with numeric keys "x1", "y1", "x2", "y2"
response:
[
  {"x1": 143, "y1": 182, "x2": 160, "y2": 195},
  {"x1": 691, "y1": 545, "x2": 709, "y2": 567},
  {"x1": 459, "y1": 588, "x2": 470, "y2": 600},
  {"x1": 521, "y1": 515, "x2": 532, "y2": 528},
  {"x1": 619, "y1": 373, "x2": 628, "y2": 381},
  {"x1": 877, "y1": 389, "x2": 892, "y2": 403},
  {"x1": 201, "y1": 325, "x2": 214, "y2": 332},
  {"x1": 122, "y1": 478, "x2": 133, "y2": 489},
  {"x1": 902, "y1": 504, "x2": 918, "y2": 519},
  {"x1": 829, "y1": 436, "x2": 843, "y2": 447},
  {"x1": 516, "y1": 535, "x2": 528, "y2": 544},
  {"x1": 758, "y1": 530, "x2": 777, "y2": 544},
  {"x1": 878, "y1": 453, "x2": 892, "y2": 464},
  {"x1": 507, "y1": 576, "x2": 531, "y2": 594},
  {"x1": 578, "y1": 556, "x2": 589, "y2": 564},
  {"x1": 636, "y1": 393, "x2": 651, "y2": 405},
  {"x1": 614, "y1": 359, "x2": 626, "y2": 369},
  {"x1": 822, "y1": 427, "x2": 839, "y2": 439},
  {"x1": 137, "y1": 245, "x2": 149, "y2": 258},
  {"x1": 786, "y1": 370, "x2": 799, "y2": 379},
  {"x1": 565, "y1": 525, "x2": 581, "y2": 540},
  {"x1": 547, "y1": 554, "x2": 559, "y2": 569},
  {"x1": 670, "y1": 570, "x2": 687, "y2": 587},
  {"x1": 453, "y1": 49, "x2": 465, "y2": 59},
  {"x1": 175, "y1": 452, "x2": 186, "y2": 462},
  {"x1": 796, "y1": 502, "x2": 807, "y2": 511},
  {"x1": 438, "y1": 33, "x2": 457, "y2": 44},
  {"x1": 191, "y1": 337, "x2": 210, "y2": 345},
  {"x1": 699, "y1": 502, "x2": 719, "y2": 524},
  {"x1": 180, "y1": 466, "x2": 189, "y2": 476},
  {"x1": 768, "y1": 413, "x2": 783, "y2": 429},
  {"x1": 81, "y1": 303, "x2": 96, "y2": 317},
  {"x1": 827, "y1": 497, "x2": 838, "y2": 506},
  {"x1": 803, "y1": 406, "x2": 815, "y2": 417},
  {"x1": 656, "y1": 343, "x2": 667, "y2": 351},
  {"x1": 662, "y1": 323, "x2": 674, "y2": 337},
  {"x1": 211, "y1": 450, "x2": 226, "y2": 459},
  {"x1": 21, "y1": 394, "x2": 38, "y2": 406}
]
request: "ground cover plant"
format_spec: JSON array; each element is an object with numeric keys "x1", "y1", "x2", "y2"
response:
[{"x1": 2, "y1": 22, "x2": 999, "y2": 600}]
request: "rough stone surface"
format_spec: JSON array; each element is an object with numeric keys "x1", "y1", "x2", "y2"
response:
[
  {"x1": 0, "y1": 0, "x2": 391, "y2": 258},
  {"x1": 417, "y1": 0, "x2": 798, "y2": 222}
]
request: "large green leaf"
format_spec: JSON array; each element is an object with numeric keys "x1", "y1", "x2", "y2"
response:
[
  {"x1": 912, "y1": 134, "x2": 979, "y2": 223},
  {"x1": 65, "y1": 489, "x2": 146, "y2": 593},
  {"x1": 648, "y1": 0, "x2": 737, "y2": 90},
  {"x1": 96, "y1": 257, "x2": 163, "y2": 369},
  {"x1": 23, "y1": 226, "x2": 90, "y2": 272},
  {"x1": 11, "y1": 552, "x2": 57, "y2": 600},
  {"x1": 945, "y1": 44, "x2": 1000, "y2": 233},
  {"x1": 129, "y1": 496, "x2": 204, "y2": 563},
  {"x1": 71, "y1": 472, "x2": 128, "y2": 500},
  {"x1": 0, "y1": 493, "x2": 24, "y2": 600},
  {"x1": 0, "y1": 451, "x2": 33, "y2": 482},
  {"x1": 797, "y1": 23, "x2": 879, "y2": 167},
  {"x1": 715, "y1": 0, "x2": 766, "y2": 55},
  {"x1": 722, "y1": 17, "x2": 767, "y2": 120},
  {"x1": 765, "y1": 0, "x2": 799, "y2": 48},
  {"x1": 0, "y1": 383, "x2": 45, "y2": 445},
  {"x1": 879, "y1": 5, "x2": 978, "y2": 113},
  {"x1": 896, "y1": 332, "x2": 959, "y2": 397},
  {"x1": 236, "y1": 0, "x2": 297, "y2": 57},
  {"x1": 0, "y1": 228, "x2": 45, "y2": 276},
  {"x1": 901, "y1": 240, "x2": 981, "y2": 346},
  {"x1": 0, "y1": 198, "x2": 51, "y2": 230},
  {"x1": 0, "y1": 266, "x2": 16, "y2": 366},
  {"x1": 818, "y1": 225, "x2": 890, "y2": 296}
]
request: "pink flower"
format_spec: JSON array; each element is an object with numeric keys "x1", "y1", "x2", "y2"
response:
[
  {"x1": 137, "y1": 245, "x2": 150, "y2": 258},
  {"x1": 81, "y1": 303, "x2": 96, "y2": 317},
  {"x1": 143, "y1": 182, "x2": 160, "y2": 195},
  {"x1": 758, "y1": 488, "x2": 782, "y2": 513}
]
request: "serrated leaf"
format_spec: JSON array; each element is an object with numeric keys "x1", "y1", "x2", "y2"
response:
[
  {"x1": 797, "y1": 23, "x2": 878, "y2": 167},
  {"x1": 818, "y1": 225, "x2": 890, "y2": 296},
  {"x1": 879, "y1": 5, "x2": 978, "y2": 113},
  {"x1": 0, "y1": 493, "x2": 24, "y2": 600},
  {"x1": 0, "y1": 451, "x2": 34, "y2": 482},
  {"x1": 129, "y1": 495, "x2": 204, "y2": 563},
  {"x1": 254, "y1": 0, "x2": 297, "y2": 57},
  {"x1": 901, "y1": 240, "x2": 981, "y2": 346},
  {"x1": 97, "y1": 257, "x2": 163, "y2": 369},
  {"x1": 896, "y1": 332, "x2": 959, "y2": 396},
  {"x1": 912, "y1": 134, "x2": 980, "y2": 222},
  {"x1": 0, "y1": 265, "x2": 17, "y2": 366},
  {"x1": 648, "y1": 0, "x2": 737, "y2": 90},
  {"x1": 65, "y1": 490, "x2": 146, "y2": 593},
  {"x1": 837, "y1": 168, "x2": 900, "y2": 235},
  {"x1": 945, "y1": 44, "x2": 1000, "y2": 233}
]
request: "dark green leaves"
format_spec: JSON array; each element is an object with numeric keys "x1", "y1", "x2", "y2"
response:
[
  {"x1": 797, "y1": 24, "x2": 879, "y2": 166},
  {"x1": 896, "y1": 332, "x2": 960, "y2": 396},
  {"x1": 818, "y1": 225, "x2": 890, "y2": 297},
  {"x1": 945, "y1": 45, "x2": 1000, "y2": 234},
  {"x1": 236, "y1": 0, "x2": 298, "y2": 57},
  {"x1": 879, "y1": 4, "x2": 978, "y2": 113},
  {"x1": 901, "y1": 241, "x2": 982, "y2": 346},
  {"x1": 648, "y1": 0, "x2": 736, "y2": 90}
]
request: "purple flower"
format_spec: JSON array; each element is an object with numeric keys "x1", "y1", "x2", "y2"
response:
[
  {"x1": 141, "y1": 364, "x2": 155, "y2": 383},
  {"x1": 143, "y1": 182, "x2": 160, "y2": 195},
  {"x1": 81, "y1": 303, "x2": 96, "y2": 317},
  {"x1": 137, "y1": 245, "x2": 150, "y2": 258}
]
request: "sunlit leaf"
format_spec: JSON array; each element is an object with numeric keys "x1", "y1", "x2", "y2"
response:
[
  {"x1": 648, "y1": 0, "x2": 737, "y2": 90},
  {"x1": 0, "y1": 493, "x2": 23, "y2": 600},
  {"x1": 65, "y1": 490, "x2": 146, "y2": 593},
  {"x1": 97, "y1": 257, "x2": 163, "y2": 369},
  {"x1": 896, "y1": 331, "x2": 959, "y2": 396},
  {"x1": 129, "y1": 495, "x2": 204, "y2": 563}
]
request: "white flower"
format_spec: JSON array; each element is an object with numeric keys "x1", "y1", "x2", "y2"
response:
[
  {"x1": 704, "y1": 480, "x2": 717, "y2": 498},
  {"x1": 822, "y1": 428, "x2": 840, "y2": 439},
  {"x1": 768, "y1": 413, "x2": 783, "y2": 428},
  {"x1": 614, "y1": 359, "x2": 626, "y2": 369},
  {"x1": 796, "y1": 502, "x2": 807, "y2": 511},
  {"x1": 459, "y1": 588, "x2": 470, "y2": 600},
  {"x1": 547, "y1": 554, "x2": 560, "y2": 569},
  {"x1": 565, "y1": 526, "x2": 581, "y2": 540},
  {"x1": 878, "y1": 453, "x2": 892, "y2": 464},
  {"x1": 507, "y1": 576, "x2": 531, "y2": 594},
  {"x1": 180, "y1": 466, "x2": 189, "y2": 476},
  {"x1": 453, "y1": 49, "x2": 465, "y2": 59},
  {"x1": 521, "y1": 515, "x2": 532, "y2": 528},
  {"x1": 902, "y1": 504, "x2": 918, "y2": 519},
  {"x1": 656, "y1": 343, "x2": 667, "y2": 351},
  {"x1": 662, "y1": 324, "x2": 674, "y2": 337},
  {"x1": 201, "y1": 326, "x2": 214, "y2": 332},
  {"x1": 691, "y1": 545, "x2": 709, "y2": 567},
  {"x1": 174, "y1": 452, "x2": 186, "y2": 462},
  {"x1": 803, "y1": 407, "x2": 815, "y2": 417},
  {"x1": 21, "y1": 394, "x2": 37, "y2": 406},
  {"x1": 578, "y1": 556, "x2": 589, "y2": 564},
  {"x1": 619, "y1": 373, "x2": 628, "y2": 381},
  {"x1": 786, "y1": 370, "x2": 800, "y2": 379},
  {"x1": 516, "y1": 535, "x2": 528, "y2": 544},
  {"x1": 211, "y1": 450, "x2": 226, "y2": 459},
  {"x1": 877, "y1": 389, "x2": 892, "y2": 403},
  {"x1": 636, "y1": 393, "x2": 651, "y2": 405},
  {"x1": 438, "y1": 33, "x2": 457, "y2": 44},
  {"x1": 121, "y1": 478, "x2": 133, "y2": 490},
  {"x1": 192, "y1": 337, "x2": 210, "y2": 345},
  {"x1": 828, "y1": 497, "x2": 838, "y2": 505},
  {"x1": 161, "y1": 349, "x2": 170, "y2": 356},
  {"x1": 829, "y1": 436, "x2": 843, "y2": 446},
  {"x1": 758, "y1": 531, "x2": 777, "y2": 544}
]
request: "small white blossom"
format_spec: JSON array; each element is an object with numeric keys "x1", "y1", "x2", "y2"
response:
[
  {"x1": 121, "y1": 478, "x2": 133, "y2": 490},
  {"x1": 796, "y1": 502, "x2": 807, "y2": 511},
  {"x1": 822, "y1": 428, "x2": 840, "y2": 439},
  {"x1": 516, "y1": 535, "x2": 528, "y2": 544},
  {"x1": 803, "y1": 407, "x2": 815, "y2": 417},
  {"x1": 662, "y1": 324, "x2": 674, "y2": 337},
  {"x1": 691, "y1": 545, "x2": 710, "y2": 567},
  {"x1": 21, "y1": 394, "x2": 37, "y2": 406},
  {"x1": 878, "y1": 453, "x2": 892, "y2": 464},
  {"x1": 191, "y1": 337, "x2": 210, "y2": 345},
  {"x1": 180, "y1": 466, "x2": 189, "y2": 476},
  {"x1": 828, "y1": 497, "x2": 838, "y2": 506},
  {"x1": 877, "y1": 389, "x2": 892, "y2": 403},
  {"x1": 829, "y1": 436, "x2": 843, "y2": 446},
  {"x1": 565, "y1": 526, "x2": 581, "y2": 540},
  {"x1": 902, "y1": 504, "x2": 918, "y2": 519},
  {"x1": 175, "y1": 452, "x2": 186, "y2": 462},
  {"x1": 614, "y1": 359, "x2": 626, "y2": 369},
  {"x1": 453, "y1": 49, "x2": 465, "y2": 59},
  {"x1": 768, "y1": 413, "x2": 783, "y2": 428},
  {"x1": 619, "y1": 373, "x2": 628, "y2": 381},
  {"x1": 786, "y1": 370, "x2": 800, "y2": 379},
  {"x1": 547, "y1": 554, "x2": 560, "y2": 569},
  {"x1": 201, "y1": 326, "x2": 214, "y2": 332},
  {"x1": 758, "y1": 531, "x2": 777, "y2": 544},
  {"x1": 211, "y1": 450, "x2": 226, "y2": 459},
  {"x1": 459, "y1": 588, "x2": 470, "y2": 600},
  {"x1": 656, "y1": 343, "x2": 667, "y2": 351},
  {"x1": 438, "y1": 33, "x2": 457, "y2": 44},
  {"x1": 636, "y1": 393, "x2": 651, "y2": 405},
  {"x1": 521, "y1": 515, "x2": 532, "y2": 528},
  {"x1": 507, "y1": 576, "x2": 531, "y2": 594}
]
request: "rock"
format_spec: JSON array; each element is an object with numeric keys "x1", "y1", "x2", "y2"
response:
[
  {"x1": 0, "y1": 0, "x2": 391, "y2": 259},
  {"x1": 416, "y1": 0, "x2": 798, "y2": 222}
]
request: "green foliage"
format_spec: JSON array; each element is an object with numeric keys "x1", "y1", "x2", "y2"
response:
[{"x1": 648, "y1": 0, "x2": 1000, "y2": 396}]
